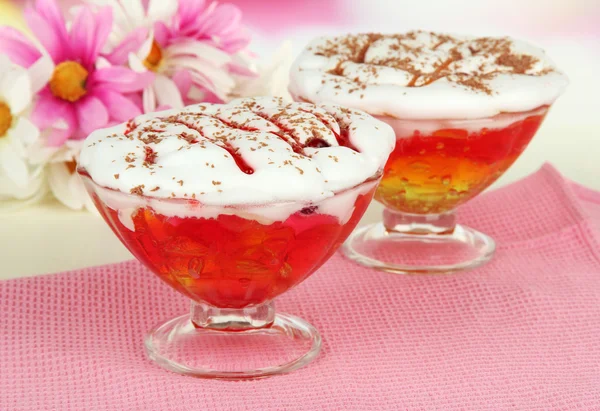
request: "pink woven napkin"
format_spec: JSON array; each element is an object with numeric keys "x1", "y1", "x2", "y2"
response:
[{"x1": 2, "y1": 163, "x2": 600, "y2": 410}]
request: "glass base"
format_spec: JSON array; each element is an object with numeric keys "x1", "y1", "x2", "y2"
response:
[
  {"x1": 342, "y1": 222, "x2": 495, "y2": 274},
  {"x1": 144, "y1": 311, "x2": 321, "y2": 379}
]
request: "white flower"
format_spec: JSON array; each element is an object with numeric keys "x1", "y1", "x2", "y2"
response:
[
  {"x1": 232, "y1": 41, "x2": 294, "y2": 102},
  {"x1": 129, "y1": 33, "x2": 241, "y2": 113},
  {"x1": 44, "y1": 140, "x2": 97, "y2": 213},
  {"x1": 0, "y1": 56, "x2": 46, "y2": 210}
]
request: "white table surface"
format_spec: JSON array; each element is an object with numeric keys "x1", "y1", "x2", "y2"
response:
[{"x1": 1, "y1": 37, "x2": 599, "y2": 280}]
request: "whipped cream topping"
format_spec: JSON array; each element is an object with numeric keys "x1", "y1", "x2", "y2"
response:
[
  {"x1": 289, "y1": 31, "x2": 568, "y2": 120},
  {"x1": 78, "y1": 97, "x2": 395, "y2": 205}
]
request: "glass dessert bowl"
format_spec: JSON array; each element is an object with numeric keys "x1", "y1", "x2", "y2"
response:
[
  {"x1": 290, "y1": 30, "x2": 568, "y2": 274},
  {"x1": 77, "y1": 97, "x2": 393, "y2": 378}
]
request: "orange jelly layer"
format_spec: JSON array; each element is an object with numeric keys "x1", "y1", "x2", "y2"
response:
[
  {"x1": 375, "y1": 112, "x2": 546, "y2": 214},
  {"x1": 93, "y1": 188, "x2": 374, "y2": 309}
]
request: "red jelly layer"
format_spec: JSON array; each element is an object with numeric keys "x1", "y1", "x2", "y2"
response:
[
  {"x1": 92, "y1": 187, "x2": 375, "y2": 308},
  {"x1": 376, "y1": 109, "x2": 547, "y2": 214}
]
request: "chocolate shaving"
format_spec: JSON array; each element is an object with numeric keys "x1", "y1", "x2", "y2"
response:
[
  {"x1": 311, "y1": 31, "x2": 550, "y2": 95},
  {"x1": 130, "y1": 185, "x2": 145, "y2": 196}
]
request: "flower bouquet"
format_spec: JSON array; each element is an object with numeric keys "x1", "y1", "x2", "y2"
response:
[{"x1": 0, "y1": 0, "x2": 291, "y2": 210}]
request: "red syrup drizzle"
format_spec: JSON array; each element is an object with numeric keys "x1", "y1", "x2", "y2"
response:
[
  {"x1": 164, "y1": 116, "x2": 256, "y2": 175},
  {"x1": 124, "y1": 120, "x2": 137, "y2": 136},
  {"x1": 268, "y1": 132, "x2": 306, "y2": 155},
  {"x1": 333, "y1": 127, "x2": 359, "y2": 152},
  {"x1": 297, "y1": 108, "x2": 359, "y2": 152},
  {"x1": 305, "y1": 137, "x2": 331, "y2": 148},
  {"x1": 144, "y1": 146, "x2": 157, "y2": 165},
  {"x1": 214, "y1": 116, "x2": 259, "y2": 133},
  {"x1": 252, "y1": 112, "x2": 306, "y2": 155},
  {"x1": 220, "y1": 143, "x2": 255, "y2": 175},
  {"x1": 207, "y1": 116, "x2": 258, "y2": 174}
]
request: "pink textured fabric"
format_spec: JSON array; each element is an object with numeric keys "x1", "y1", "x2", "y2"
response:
[{"x1": 1, "y1": 163, "x2": 600, "y2": 410}]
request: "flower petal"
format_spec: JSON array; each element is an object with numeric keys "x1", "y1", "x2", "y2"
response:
[
  {"x1": 31, "y1": 91, "x2": 65, "y2": 129},
  {"x1": 126, "y1": 89, "x2": 143, "y2": 110},
  {"x1": 219, "y1": 30, "x2": 252, "y2": 54},
  {"x1": 167, "y1": 56, "x2": 235, "y2": 95},
  {"x1": 165, "y1": 40, "x2": 232, "y2": 66},
  {"x1": 0, "y1": 66, "x2": 32, "y2": 114},
  {"x1": 177, "y1": 0, "x2": 215, "y2": 37},
  {"x1": 89, "y1": 7, "x2": 114, "y2": 66},
  {"x1": 0, "y1": 179, "x2": 46, "y2": 207},
  {"x1": 199, "y1": 4, "x2": 242, "y2": 37},
  {"x1": 27, "y1": 56, "x2": 54, "y2": 94},
  {"x1": 119, "y1": 0, "x2": 145, "y2": 26},
  {"x1": 24, "y1": 0, "x2": 70, "y2": 62},
  {"x1": 48, "y1": 162, "x2": 83, "y2": 209},
  {"x1": 46, "y1": 143, "x2": 96, "y2": 212},
  {"x1": 153, "y1": 22, "x2": 171, "y2": 45},
  {"x1": 137, "y1": 34, "x2": 154, "y2": 60},
  {"x1": 104, "y1": 27, "x2": 149, "y2": 66},
  {"x1": 0, "y1": 153, "x2": 46, "y2": 202},
  {"x1": 128, "y1": 52, "x2": 148, "y2": 73},
  {"x1": 90, "y1": 66, "x2": 154, "y2": 93},
  {"x1": 175, "y1": 0, "x2": 207, "y2": 32},
  {"x1": 69, "y1": 5, "x2": 112, "y2": 69},
  {"x1": 82, "y1": 181, "x2": 98, "y2": 213},
  {"x1": 31, "y1": 94, "x2": 77, "y2": 145},
  {"x1": 27, "y1": 142, "x2": 57, "y2": 165},
  {"x1": 95, "y1": 89, "x2": 142, "y2": 122},
  {"x1": 75, "y1": 96, "x2": 109, "y2": 136},
  {"x1": 95, "y1": 56, "x2": 112, "y2": 70},
  {"x1": 147, "y1": 0, "x2": 178, "y2": 23},
  {"x1": 69, "y1": 6, "x2": 95, "y2": 67},
  {"x1": 187, "y1": 69, "x2": 217, "y2": 95},
  {"x1": 153, "y1": 74, "x2": 184, "y2": 109},
  {"x1": 10, "y1": 117, "x2": 40, "y2": 148},
  {"x1": 142, "y1": 86, "x2": 156, "y2": 113},
  {"x1": 172, "y1": 69, "x2": 192, "y2": 97},
  {"x1": 48, "y1": 141, "x2": 77, "y2": 163},
  {"x1": 0, "y1": 55, "x2": 9, "y2": 74},
  {"x1": 46, "y1": 125, "x2": 74, "y2": 146},
  {"x1": 0, "y1": 143, "x2": 28, "y2": 188},
  {"x1": 0, "y1": 26, "x2": 42, "y2": 68},
  {"x1": 227, "y1": 61, "x2": 257, "y2": 77}
]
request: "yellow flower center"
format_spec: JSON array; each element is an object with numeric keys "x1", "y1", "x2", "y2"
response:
[
  {"x1": 0, "y1": 102, "x2": 12, "y2": 138},
  {"x1": 49, "y1": 61, "x2": 89, "y2": 102},
  {"x1": 143, "y1": 41, "x2": 163, "y2": 72}
]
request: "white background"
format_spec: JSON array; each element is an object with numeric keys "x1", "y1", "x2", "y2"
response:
[{"x1": 1, "y1": 0, "x2": 599, "y2": 279}]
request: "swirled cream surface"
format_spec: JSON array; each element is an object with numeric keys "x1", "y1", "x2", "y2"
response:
[
  {"x1": 79, "y1": 97, "x2": 395, "y2": 206},
  {"x1": 289, "y1": 31, "x2": 568, "y2": 119}
]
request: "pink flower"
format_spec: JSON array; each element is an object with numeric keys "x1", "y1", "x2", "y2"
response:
[
  {"x1": 158, "y1": 0, "x2": 251, "y2": 54},
  {"x1": 0, "y1": 0, "x2": 153, "y2": 146},
  {"x1": 104, "y1": 0, "x2": 254, "y2": 113}
]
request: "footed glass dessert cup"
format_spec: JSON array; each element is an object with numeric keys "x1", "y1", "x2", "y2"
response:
[
  {"x1": 76, "y1": 96, "x2": 394, "y2": 378},
  {"x1": 343, "y1": 107, "x2": 547, "y2": 274},
  {"x1": 289, "y1": 30, "x2": 568, "y2": 274},
  {"x1": 80, "y1": 174, "x2": 378, "y2": 378}
]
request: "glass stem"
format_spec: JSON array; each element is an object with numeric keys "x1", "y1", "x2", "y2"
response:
[
  {"x1": 190, "y1": 301, "x2": 275, "y2": 331},
  {"x1": 383, "y1": 208, "x2": 456, "y2": 235}
]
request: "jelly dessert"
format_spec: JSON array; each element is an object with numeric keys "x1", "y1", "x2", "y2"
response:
[
  {"x1": 375, "y1": 107, "x2": 547, "y2": 214},
  {"x1": 88, "y1": 181, "x2": 377, "y2": 309},
  {"x1": 78, "y1": 97, "x2": 394, "y2": 378},
  {"x1": 290, "y1": 30, "x2": 568, "y2": 274}
]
